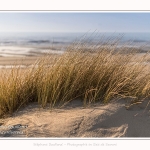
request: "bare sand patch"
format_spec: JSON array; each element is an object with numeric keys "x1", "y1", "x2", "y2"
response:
[{"x1": 0, "y1": 100, "x2": 150, "y2": 138}]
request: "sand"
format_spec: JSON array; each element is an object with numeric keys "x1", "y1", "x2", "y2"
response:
[
  {"x1": 0, "y1": 56, "x2": 40, "y2": 66},
  {"x1": 0, "y1": 99, "x2": 150, "y2": 138}
]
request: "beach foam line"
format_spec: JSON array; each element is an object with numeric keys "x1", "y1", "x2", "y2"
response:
[
  {"x1": 0, "y1": 46, "x2": 64, "y2": 57},
  {"x1": 0, "y1": 65, "x2": 27, "y2": 69},
  {"x1": 0, "y1": 65, "x2": 41, "y2": 69}
]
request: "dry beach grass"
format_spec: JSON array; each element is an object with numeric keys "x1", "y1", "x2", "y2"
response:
[
  {"x1": 0, "y1": 43, "x2": 150, "y2": 117},
  {"x1": 1, "y1": 42, "x2": 150, "y2": 137}
]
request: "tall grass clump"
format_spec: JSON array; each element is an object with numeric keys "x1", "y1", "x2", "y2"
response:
[{"x1": 0, "y1": 40, "x2": 150, "y2": 117}]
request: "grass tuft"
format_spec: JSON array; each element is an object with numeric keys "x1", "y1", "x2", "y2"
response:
[{"x1": 0, "y1": 41, "x2": 150, "y2": 117}]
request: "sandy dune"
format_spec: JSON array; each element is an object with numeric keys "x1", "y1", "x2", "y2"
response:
[{"x1": 0, "y1": 99, "x2": 150, "y2": 138}]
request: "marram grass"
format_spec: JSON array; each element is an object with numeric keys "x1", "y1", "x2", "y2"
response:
[{"x1": 0, "y1": 43, "x2": 150, "y2": 118}]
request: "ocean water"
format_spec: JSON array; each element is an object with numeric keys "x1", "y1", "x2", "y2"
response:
[{"x1": 0, "y1": 32, "x2": 150, "y2": 57}]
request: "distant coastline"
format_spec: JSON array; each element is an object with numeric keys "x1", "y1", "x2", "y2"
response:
[{"x1": 0, "y1": 32, "x2": 150, "y2": 57}]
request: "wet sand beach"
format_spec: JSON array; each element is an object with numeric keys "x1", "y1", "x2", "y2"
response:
[{"x1": 0, "y1": 56, "x2": 40, "y2": 66}]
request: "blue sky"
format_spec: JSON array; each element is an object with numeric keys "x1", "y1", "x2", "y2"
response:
[{"x1": 0, "y1": 12, "x2": 150, "y2": 32}]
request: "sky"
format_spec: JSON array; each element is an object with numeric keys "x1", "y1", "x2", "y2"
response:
[{"x1": 0, "y1": 12, "x2": 150, "y2": 33}]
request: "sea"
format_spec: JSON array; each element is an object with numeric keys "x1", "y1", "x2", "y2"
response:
[{"x1": 0, "y1": 32, "x2": 150, "y2": 57}]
